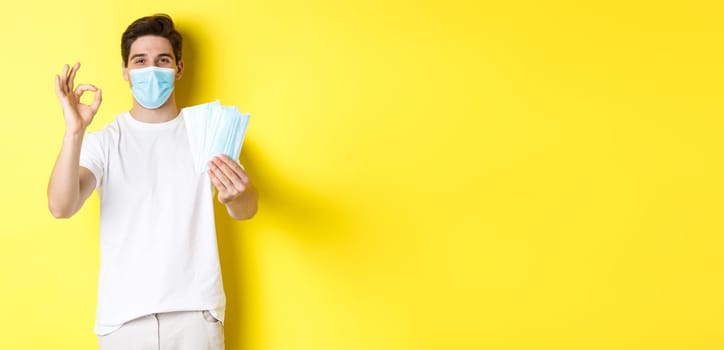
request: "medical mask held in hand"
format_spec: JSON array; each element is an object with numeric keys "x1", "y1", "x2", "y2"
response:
[
  {"x1": 182, "y1": 101, "x2": 250, "y2": 173},
  {"x1": 129, "y1": 66, "x2": 176, "y2": 109}
]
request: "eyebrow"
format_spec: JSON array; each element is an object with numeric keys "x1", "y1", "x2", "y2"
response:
[{"x1": 130, "y1": 53, "x2": 174, "y2": 60}]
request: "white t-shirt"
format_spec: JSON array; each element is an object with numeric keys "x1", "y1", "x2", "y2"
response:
[{"x1": 80, "y1": 111, "x2": 226, "y2": 336}]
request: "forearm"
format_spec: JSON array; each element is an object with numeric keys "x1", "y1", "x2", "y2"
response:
[
  {"x1": 224, "y1": 183, "x2": 258, "y2": 220},
  {"x1": 47, "y1": 132, "x2": 85, "y2": 218}
]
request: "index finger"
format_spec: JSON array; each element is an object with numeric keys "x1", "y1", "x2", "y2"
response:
[{"x1": 74, "y1": 84, "x2": 97, "y2": 96}]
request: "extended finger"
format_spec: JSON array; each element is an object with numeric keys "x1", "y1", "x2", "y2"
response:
[
  {"x1": 215, "y1": 155, "x2": 249, "y2": 183},
  {"x1": 54, "y1": 75, "x2": 64, "y2": 98},
  {"x1": 67, "y1": 62, "x2": 80, "y2": 92},
  {"x1": 60, "y1": 64, "x2": 69, "y2": 94}
]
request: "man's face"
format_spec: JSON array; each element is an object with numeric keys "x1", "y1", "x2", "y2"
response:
[{"x1": 123, "y1": 35, "x2": 183, "y2": 82}]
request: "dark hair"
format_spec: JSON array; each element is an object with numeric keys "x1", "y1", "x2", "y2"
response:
[{"x1": 121, "y1": 14, "x2": 182, "y2": 67}]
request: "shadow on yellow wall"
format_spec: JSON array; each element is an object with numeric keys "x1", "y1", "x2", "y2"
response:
[{"x1": 212, "y1": 139, "x2": 353, "y2": 349}]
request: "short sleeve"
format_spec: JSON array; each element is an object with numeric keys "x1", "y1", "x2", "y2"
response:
[{"x1": 79, "y1": 131, "x2": 106, "y2": 190}]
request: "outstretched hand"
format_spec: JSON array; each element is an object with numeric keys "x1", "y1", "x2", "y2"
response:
[
  {"x1": 54, "y1": 62, "x2": 102, "y2": 135},
  {"x1": 208, "y1": 155, "x2": 252, "y2": 205}
]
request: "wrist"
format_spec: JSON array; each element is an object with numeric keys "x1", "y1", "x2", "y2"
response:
[{"x1": 64, "y1": 129, "x2": 85, "y2": 141}]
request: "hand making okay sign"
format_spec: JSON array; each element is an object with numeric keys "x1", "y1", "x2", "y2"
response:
[{"x1": 54, "y1": 62, "x2": 102, "y2": 134}]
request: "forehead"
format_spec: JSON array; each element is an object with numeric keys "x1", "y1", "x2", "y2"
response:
[{"x1": 129, "y1": 35, "x2": 173, "y2": 55}]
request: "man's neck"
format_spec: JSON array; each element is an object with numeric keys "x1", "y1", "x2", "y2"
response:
[{"x1": 129, "y1": 97, "x2": 180, "y2": 123}]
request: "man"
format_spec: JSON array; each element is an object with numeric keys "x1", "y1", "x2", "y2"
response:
[{"x1": 47, "y1": 14, "x2": 257, "y2": 349}]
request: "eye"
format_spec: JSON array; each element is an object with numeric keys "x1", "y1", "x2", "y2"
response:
[
  {"x1": 160, "y1": 57, "x2": 171, "y2": 64},
  {"x1": 134, "y1": 58, "x2": 145, "y2": 64}
]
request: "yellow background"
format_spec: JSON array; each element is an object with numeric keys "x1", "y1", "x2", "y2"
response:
[{"x1": 1, "y1": 0, "x2": 723, "y2": 349}]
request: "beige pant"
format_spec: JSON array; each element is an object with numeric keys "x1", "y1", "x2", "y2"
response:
[{"x1": 97, "y1": 310, "x2": 224, "y2": 350}]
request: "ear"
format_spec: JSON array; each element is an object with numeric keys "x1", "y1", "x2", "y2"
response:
[
  {"x1": 175, "y1": 60, "x2": 184, "y2": 80},
  {"x1": 122, "y1": 61, "x2": 129, "y2": 82}
]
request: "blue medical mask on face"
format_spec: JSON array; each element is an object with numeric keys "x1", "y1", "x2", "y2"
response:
[{"x1": 129, "y1": 66, "x2": 176, "y2": 109}]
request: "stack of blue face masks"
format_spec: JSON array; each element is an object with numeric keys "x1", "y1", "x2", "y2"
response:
[{"x1": 182, "y1": 100, "x2": 250, "y2": 173}]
